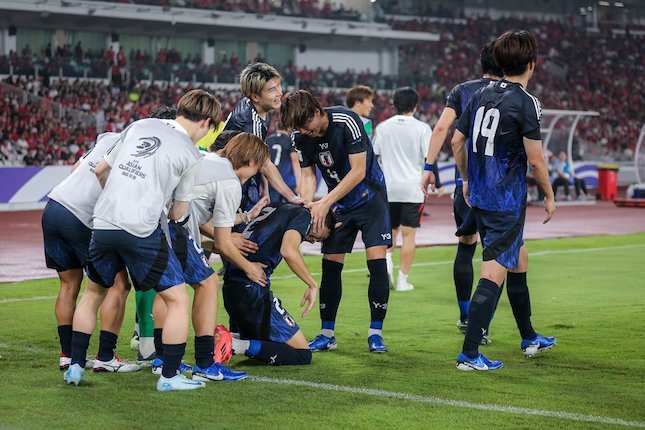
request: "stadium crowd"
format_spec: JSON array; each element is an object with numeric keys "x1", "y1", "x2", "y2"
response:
[{"x1": 0, "y1": 16, "x2": 640, "y2": 166}]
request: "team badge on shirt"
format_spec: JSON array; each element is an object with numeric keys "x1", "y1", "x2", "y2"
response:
[
  {"x1": 131, "y1": 136, "x2": 162, "y2": 158},
  {"x1": 319, "y1": 151, "x2": 334, "y2": 167}
]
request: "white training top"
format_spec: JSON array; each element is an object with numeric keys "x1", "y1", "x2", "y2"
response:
[
  {"x1": 47, "y1": 132, "x2": 120, "y2": 229},
  {"x1": 372, "y1": 115, "x2": 432, "y2": 203},
  {"x1": 93, "y1": 118, "x2": 203, "y2": 237},
  {"x1": 182, "y1": 152, "x2": 241, "y2": 242}
]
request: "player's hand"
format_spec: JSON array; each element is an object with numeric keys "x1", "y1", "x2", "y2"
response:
[
  {"x1": 245, "y1": 262, "x2": 268, "y2": 287},
  {"x1": 289, "y1": 195, "x2": 306, "y2": 206},
  {"x1": 300, "y1": 285, "x2": 319, "y2": 318},
  {"x1": 421, "y1": 170, "x2": 436, "y2": 195},
  {"x1": 305, "y1": 199, "x2": 331, "y2": 232},
  {"x1": 248, "y1": 196, "x2": 270, "y2": 220},
  {"x1": 232, "y1": 232, "x2": 259, "y2": 256},
  {"x1": 463, "y1": 182, "x2": 471, "y2": 207},
  {"x1": 543, "y1": 197, "x2": 556, "y2": 224}
]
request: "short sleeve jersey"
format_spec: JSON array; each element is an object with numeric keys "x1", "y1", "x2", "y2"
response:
[
  {"x1": 183, "y1": 152, "x2": 241, "y2": 242},
  {"x1": 48, "y1": 132, "x2": 120, "y2": 228},
  {"x1": 445, "y1": 78, "x2": 494, "y2": 185},
  {"x1": 456, "y1": 79, "x2": 542, "y2": 211},
  {"x1": 267, "y1": 132, "x2": 297, "y2": 189},
  {"x1": 93, "y1": 118, "x2": 203, "y2": 237},
  {"x1": 293, "y1": 106, "x2": 386, "y2": 214},
  {"x1": 224, "y1": 203, "x2": 312, "y2": 288}
]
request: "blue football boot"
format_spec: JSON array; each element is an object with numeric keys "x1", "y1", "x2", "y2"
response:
[
  {"x1": 456, "y1": 353, "x2": 503, "y2": 371},
  {"x1": 192, "y1": 362, "x2": 247, "y2": 382},
  {"x1": 368, "y1": 334, "x2": 388, "y2": 353},
  {"x1": 521, "y1": 333, "x2": 556, "y2": 357},
  {"x1": 151, "y1": 357, "x2": 193, "y2": 375},
  {"x1": 308, "y1": 334, "x2": 337, "y2": 352}
]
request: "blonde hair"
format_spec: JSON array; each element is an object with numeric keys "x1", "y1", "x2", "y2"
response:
[
  {"x1": 176, "y1": 89, "x2": 222, "y2": 129},
  {"x1": 219, "y1": 132, "x2": 269, "y2": 170},
  {"x1": 239, "y1": 63, "x2": 281, "y2": 98}
]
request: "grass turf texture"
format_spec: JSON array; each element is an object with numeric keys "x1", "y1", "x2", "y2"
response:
[{"x1": 0, "y1": 233, "x2": 643, "y2": 429}]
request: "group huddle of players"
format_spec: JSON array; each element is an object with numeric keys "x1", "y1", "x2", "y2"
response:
[{"x1": 43, "y1": 29, "x2": 556, "y2": 392}]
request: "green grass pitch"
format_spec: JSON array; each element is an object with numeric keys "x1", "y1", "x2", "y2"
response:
[{"x1": 0, "y1": 233, "x2": 644, "y2": 429}]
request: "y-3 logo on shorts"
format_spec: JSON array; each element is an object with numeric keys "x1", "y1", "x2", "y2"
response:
[
  {"x1": 131, "y1": 136, "x2": 161, "y2": 158},
  {"x1": 381, "y1": 233, "x2": 391, "y2": 240}
]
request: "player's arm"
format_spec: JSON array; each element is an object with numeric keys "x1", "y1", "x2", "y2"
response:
[
  {"x1": 261, "y1": 156, "x2": 300, "y2": 203},
  {"x1": 307, "y1": 152, "x2": 366, "y2": 232},
  {"x1": 290, "y1": 150, "x2": 301, "y2": 195},
  {"x1": 280, "y1": 229, "x2": 318, "y2": 317},
  {"x1": 422, "y1": 107, "x2": 457, "y2": 194},
  {"x1": 169, "y1": 162, "x2": 199, "y2": 220},
  {"x1": 299, "y1": 165, "x2": 317, "y2": 202},
  {"x1": 524, "y1": 137, "x2": 555, "y2": 223}
]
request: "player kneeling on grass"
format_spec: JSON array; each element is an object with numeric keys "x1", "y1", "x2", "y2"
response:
[
  {"x1": 151, "y1": 132, "x2": 270, "y2": 381},
  {"x1": 217, "y1": 203, "x2": 337, "y2": 365}
]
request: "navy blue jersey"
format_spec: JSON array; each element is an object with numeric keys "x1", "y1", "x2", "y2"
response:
[
  {"x1": 293, "y1": 106, "x2": 386, "y2": 214},
  {"x1": 445, "y1": 78, "x2": 494, "y2": 185},
  {"x1": 223, "y1": 97, "x2": 268, "y2": 213},
  {"x1": 267, "y1": 132, "x2": 296, "y2": 190},
  {"x1": 456, "y1": 79, "x2": 542, "y2": 211},
  {"x1": 223, "y1": 97, "x2": 268, "y2": 140},
  {"x1": 224, "y1": 203, "x2": 311, "y2": 287}
]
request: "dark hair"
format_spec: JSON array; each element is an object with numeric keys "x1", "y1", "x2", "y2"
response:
[
  {"x1": 280, "y1": 90, "x2": 323, "y2": 130},
  {"x1": 345, "y1": 85, "x2": 374, "y2": 108},
  {"x1": 148, "y1": 105, "x2": 177, "y2": 120},
  {"x1": 480, "y1": 41, "x2": 503, "y2": 77},
  {"x1": 493, "y1": 30, "x2": 538, "y2": 77},
  {"x1": 209, "y1": 130, "x2": 242, "y2": 152},
  {"x1": 392, "y1": 87, "x2": 419, "y2": 114}
]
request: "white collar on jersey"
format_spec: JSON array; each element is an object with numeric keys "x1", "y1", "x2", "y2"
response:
[{"x1": 161, "y1": 119, "x2": 189, "y2": 137}]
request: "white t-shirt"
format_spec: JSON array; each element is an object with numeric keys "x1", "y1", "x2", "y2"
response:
[
  {"x1": 183, "y1": 152, "x2": 241, "y2": 242},
  {"x1": 373, "y1": 115, "x2": 432, "y2": 203},
  {"x1": 48, "y1": 132, "x2": 120, "y2": 228},
  {"x1": 93, "y1": 118, "x2": 202, "y2": 237}
]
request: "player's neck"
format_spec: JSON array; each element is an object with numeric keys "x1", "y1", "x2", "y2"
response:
[
  {"x1": 252, "y1": 101, "x2": 269, "y2": 119},
  {"x1": 482, "y1": 73, "x2": 501, "y2": 81},
  {"x1": 174, "y1": 117, "x2": 201, "y2": 143},
  {"x1": 504, "y1": 74, "x2": 530, "y2": 90}
]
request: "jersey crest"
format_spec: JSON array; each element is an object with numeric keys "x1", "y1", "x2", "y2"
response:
[{"x1": 319, "y1": 151, "x2": 334, "y2": 167}]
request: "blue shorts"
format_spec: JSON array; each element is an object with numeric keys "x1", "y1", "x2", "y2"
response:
[
  {"x1": 42, "y1": 199, "x2": 91, "y2": 272},
  {"x1": 222, "y1": 284, "x2": 299, "y2": 343},
  {"x1": 322, "y1": 190, "x2": 392, "y2": 254},
  {"x1": 168, "y1": 221, "x2": 214, "y2": 285},
  {"x1": 86, "y1": 226, "x2": 185, "y2": 292},
  {"x1": 453, "y1": 186, "x2": 478, "y2": 237},
  {"x1": 473, "y1": 206, "x2": 526, "y2": 269}
]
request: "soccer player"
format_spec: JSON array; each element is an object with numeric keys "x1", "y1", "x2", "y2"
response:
[
  {"x1": 373, "y1": 87, "x2": 431, "y2": 292},
  {"x1": 451, "y1": 30, "x2": 556, "y2": 371},
  {"x1": 151, "y1": 132, "x2": 269, "y2": 382},
  {"x1": 219, "y1": 203, "x2": 336, "y2": 365},
  {"x1": 267, "y1": 123, "x2": 300, "y2": 202},
  {"x1": 421, "y1": 42, "x2": 502, "y2": 340},
  {"x1": 43, "y1": 130, "x2": 134, "y2": 373},
  {"x1": 281, "y1": 90, "x2": 391, "y2": 353},
  {"x1": 64, "y1": 89, "x2": 218, "y2": 391},
  {"x1": 223, "y1": 62, "x2": 300, "y2": 211},
  {"x1": 346, "y1": 85, "x2": 375, "y2": 137}
]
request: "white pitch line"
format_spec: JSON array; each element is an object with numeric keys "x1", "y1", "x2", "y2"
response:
[
  {"x1": 250, "y1": 376, "x2": 645, "y2": 428},
  {"x1": 0, "y1": 295, "x2": 57, "y2": 304},
  {"x1": 272, "y1": 243, "x2": 645, "y2": 280}
]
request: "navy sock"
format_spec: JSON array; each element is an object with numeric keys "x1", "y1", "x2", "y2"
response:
[
  {"x1": 507, "y1": 272, "x2": 537, "y2": 340},
  {"x1": 320, "y1": 259, "x2": 343, "y2": 323},
  {"x1": 153, "y1": 328, "x2": 163, "y2": 357},
  {"x1": 161, "y1": 343, "x2": 186, "y2": 378},
  {"x1": 462, "y1": 279, "x2": 500, "y2": 358},
  {"x1": 454, "y1": 242, "x2": 476, "y2": 321},
  {"x1": 194, "y1": 335, "x2": 214, "y2": 369},
  {"x1": 97, "y1": 330, "x2": 118, "y2": 362},
  {"x1": 367, "y1": 259, "x2": 389, "y2": 323},
  {"x1": 251, "y1": 341, "x2": 312, "y2": 365},
  {"x1": 58, "y1": 324, "x2": 72, "y2": 356},
  {"x1": 70, "y1": 331, "x2": 91, "y2": 368}
]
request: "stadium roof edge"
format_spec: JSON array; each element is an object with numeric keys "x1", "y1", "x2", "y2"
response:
[{"x1": 0, "y1": 0, "x2": 439, "y2": 43}]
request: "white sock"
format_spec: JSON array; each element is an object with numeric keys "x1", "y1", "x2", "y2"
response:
[
  {"x1": 368, "y1": 328, "x2": 383, "y2": 337},
  {"x1": 398, "y1": 272, "x2": 408, "y2": 282},
  {"x1": 139, "y1": 337, "x2": 155, "y2": 358},
  {"x1": 133, "y1": 322, "x2": 139, "y2": 336},
  {"x1": 232, "y1": 338, "x2": 250, "y2": 355},
  {"x1": 321, "y1": 329, "x2": 334, "y2": 338}
]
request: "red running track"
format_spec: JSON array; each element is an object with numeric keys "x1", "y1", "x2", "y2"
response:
[{"x1": 1, "y1": 199, "x2": 644, "y2": 283}]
